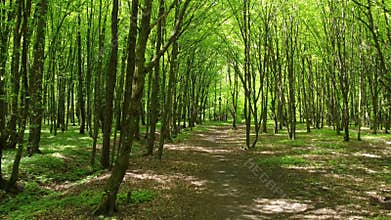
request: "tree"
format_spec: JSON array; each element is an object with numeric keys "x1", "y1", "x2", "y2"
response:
[
  {"x1": 146, "y1": 0, "x2": 165, "y2": 156},
  {"x1": 94, "y1": 0, "x2": 139, "y2": 214},
  {"x1": 157, "y1": 4, "x2": 180, "y2": 160},
  {"x1": 101, "y1": 0, "x2": 119, "y2": 169},
  {"x1": 77, "y1": 14, "x2": 86, "y2": 135},
  {"x1": 7, "y1": 0, "x2": 23, "y2": 149},
  {"x1": 91, "y1": 0, "x2": 106, "y2": 167},
  {"x1": 27, "y1": 0, "x2": 49, "y2": 156},
  {"x1": 95, "y1": 0, "x2": 191, "y2": 214}
]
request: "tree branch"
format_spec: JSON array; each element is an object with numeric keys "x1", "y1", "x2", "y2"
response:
[{"x1": 145, "y1": 0, "x2": 191, "y2": 73}]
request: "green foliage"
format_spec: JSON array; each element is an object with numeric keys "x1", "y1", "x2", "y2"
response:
[
  {"x1": 0, "y1": 182, "x2": 58, "y2": 219},
  {"x1": 191, "y1": 126, "x2": 210, "y2": 132},
  {"x1": 202, "y1": 120, "x2": 232, "y2": 127},
  {"x1": 327, "y1": 159, "x2": 348, "y2": 174},
  {"x1": 376, "y1": 173, "x2": 391, "y2": 183},
  {"x1": 0, "y1": 188, "x2": 155, "y2": 219},
  {"x1": 118, "y1": 189, "x2": 155, "y2": 204},
  {"x1": 2, "y1": 126, "x2": 100, "y2": 183},
  {"x1": 131, "y1": 189, "x2": 155, "y2": 203},
  {"x1": 0, "y1": 126, "x2": 105, "y2": 218},
  {"x1": 173, "y1": 131, "x2": 191, "y2": 143},
  {"x1": 291, "y1": 149, "x2": 310, "y2": 155},
  {"x1": 316, "y1": 142, "x2": 344, "y2": 150},
  {"x1": 172, "y1": 126, "x2": 209, "y2": 143},
  {"x1": 281, "y1": 139, "x2": 307, "y2": 148},
  {"x1": 368, "y1": 216, "x2": 391, "y2": 220},
  {"x1": 257, "y1": 156, "x2": 310, "y2": 167}
]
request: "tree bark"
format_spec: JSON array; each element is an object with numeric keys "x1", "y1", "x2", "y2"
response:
[
  {"x1": 95, "y1": 0, "x2": 139, "y2": 215},
  {"x1": 77, "y1": 15, "x2": 86, "y2": 135},
  {"x1": 147, "y1": 0, "x2": 164, "y2": 156},
  {"x1": 91, "y1": 0, "x2": 106, "y2": 167},
  {"x1": 101, "y1": 0, "x2": 119, "y2": 169},
  {"x1": 158, "y1": 9, "x2": 179, "y2": 159},
  {"x1": 7, "y1": 0, "x2": 23, "y2": 149},
  {"x1": 9, "y1": 0, "x2": 32, "y2": 190},
  {"x1": 27, "y1": 0, "x2": 48, "y2": 156}
]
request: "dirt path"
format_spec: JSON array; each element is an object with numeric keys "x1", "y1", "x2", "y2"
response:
[
  {"x1": 3, "y1": 124, "x2": 389, "y2": 219},
  {"x1": 125, "y1": 125, "x2": 278, "y2": 219},
  {"x1": 117, "y1": 125, "x2": 390, "y2": 219},
  {"x1": 163, "y1": 126, "x2": 266, "y2": 219}
]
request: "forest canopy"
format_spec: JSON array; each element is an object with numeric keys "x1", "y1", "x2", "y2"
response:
[{"x1": 0, "y1": 0, "x2": 390, "y2": 218}]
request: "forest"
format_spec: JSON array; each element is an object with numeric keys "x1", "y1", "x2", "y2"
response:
[{"x1": 0, "y1": 0, "x2": 390, "y2": 219}]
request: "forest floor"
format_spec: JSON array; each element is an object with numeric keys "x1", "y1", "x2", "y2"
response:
[{"x1": 1, "y1": 123, "x2": 390, "y2": 219}]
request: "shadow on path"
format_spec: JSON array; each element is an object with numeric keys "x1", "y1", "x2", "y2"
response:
[{"x1": 123, "y1": 125, "x2": 390, "y2": 219}]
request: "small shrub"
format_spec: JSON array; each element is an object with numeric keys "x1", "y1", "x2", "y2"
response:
[{"x1": 118, "y1": 189, "x2": 155, "y2": 204}]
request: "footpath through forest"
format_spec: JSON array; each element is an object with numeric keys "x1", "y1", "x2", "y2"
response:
[
  {"x1": 118, "y1": 125, "x2": 390, "y2": 219},
  {"x1": 9, "y1": 124, "x2": 387, "y2": 219}
]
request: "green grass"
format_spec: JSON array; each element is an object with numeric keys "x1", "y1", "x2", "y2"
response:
[
  {"x1": 316, "y1": 142, "x2": 345, "y2": 150},
  {"x1": 202, "y1": 120, "x2": 232, "y2": 127},
  {"x1": 281, "y1": 139, "x2": 307, "y2": 147},
  {"x1": 172, "y1": 130, "x2": 191, "y2": 143},
  {"x1": 1, "y1": 122, "x2": 390, "y2": 218},
  {"x1": 327, "y1": 159, "x2": 349, "y2": 174},
  {"x1": 191, "y1": 126, "x2": 210, "y2": 132},
  {"x1": 168, "y1": 120, "x2": 233, "y2": 143},
  {"x1": 1, "y1": 121, "x2": 203, "y2": 219},
  {"x1": 368, "y1": 216, "x2": 391, "y2": 220},
  {"x1": 3, "y1": 126, "x2": 101, "y2": 184},
  {"x1": 172, "y1": 125, "x2": 210, "y2": 142},
  {"x1": 118, "y1": 189, "x2": 155, "y2": 204},
  {"x1": 257, "y1": 155, "x2": 310, "y2": 167},
  {"x1": 254, "y1": 124, "x2": 390, "y2": 174},
  {"x1": 0, "y1": 183, "x2": 155, "y2": 219},
  {"x1": 0, "y1": 125, "x2": 107, "y2": 219}
]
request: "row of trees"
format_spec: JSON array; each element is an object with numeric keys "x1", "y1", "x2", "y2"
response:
[
  {"x1": 0, "y1": 0, "x2": 390, "y2": 216},
  {"x1": 218, "y1": 0, "x2": 390, "y2": 149},
  {"x1": 0, "y1": 0, "x2": 223, "y2": 213},
  {"x1": 1, "y1": 0, "x2": 48, "y2": 192}
]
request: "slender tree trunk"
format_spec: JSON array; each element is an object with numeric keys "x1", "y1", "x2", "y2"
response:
[
  {"x1": 302, "y1": 57, "x2": 310, "y2": 132},
  {"x1": 91, "y1": 0, "x2": 106, "y2": 167},
  {"x1": 7, "y1": 0, "x2": 23, "y2": 149},
  {"x1": 96, "y1": 0, "x2": 190, "y2": 214},
  {"x1": 227, "y1": 65, "x2": 237, "y2": 129},
  {"x1": 0, "y1": 0, "x2": 12, "y2": 187},
  {"x1": 286, "y1": 15, "x2": 297, "y2": 140},
  {"x1": 95, "y1": 0, "x2": 139, "y2": 215},
  {"x1": 86, "y1": 0, "x2": 94, "y2": 136},
  {"x1": 77, "y1": 15, "x2": 86, "y2": 135},
  {"x1": 158, "y1": 10, "x2": 179, "y2": 159},
  {"x1": 8, "y1": 0, "x2": 32, "y2": 191},
  {"x1": 28, "y1": 0, "x2": 48, "y2": 156},
  {"x1": 0, "y1": 2, "x2": 13, "y2": 152},
  {"x1": 147, "y1": 0, "x2": 164, "y2": 156},
  {"x1": 101, "y1": 0, "x2": 119, "y2": 169},
  {"x1": 112, "y1": 38, "x2": 127, "y2": 166}
]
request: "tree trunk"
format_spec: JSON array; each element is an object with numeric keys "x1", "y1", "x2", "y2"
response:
[
  {"x1": 147, "y1": 0, "x2": 164, "y2": 156},
  {"x1": 91, "y1": 0, "x2": 106, "y2": 167},
  {"x1": 95, "y1": 0, "x2": 139, "y2": 215},
  {"x1": 8, "y1": 0, "x2": 32, "y2": 191},
  {"x1": 1, "y1": 1, "x2": 16, "y2": 158},
  {"x1": 86, "y1": 0, "x2": 94, "y2": 136},
  {"x1": 101, "y1": 0, "x2": 119, "y2": 169},
  {"x1": 7, "y1": 0, "x2": 23, "y2": 149},
  {"x1": 96, "y1": 0, "x2": 190, "y2": 213},
  {"x1": 158, "y1": 10, "x2": 179, "y2": 159},
  {"x1": 28, "y1": 0, "x2": 48, "y2": 156},
  {"x1": 112, "y1": 38, "x2": 127, "y2": 166},
  {"x1": 77, "y1": 15, "x2": 86, "y2": 135}
]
